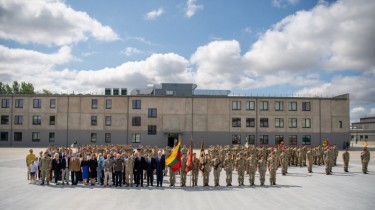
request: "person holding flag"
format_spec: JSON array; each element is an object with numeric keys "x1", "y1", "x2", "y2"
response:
[
  {"x1": 192, "y1": 153, "x2": 199, "y2": 187},
  {"x1": 165, "y1": 138, "x2": 181, "y2": 187},
  {"x1": 184, "y1": 139, "x2": 193, "y2": 186}
]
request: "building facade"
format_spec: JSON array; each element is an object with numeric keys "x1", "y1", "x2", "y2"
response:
[
  {"x1": 0, "y1": 85, "x2": 350, "y2": 147},
  {"x1": 351, "y1": 117, "x2": 375, "y2": 143}
]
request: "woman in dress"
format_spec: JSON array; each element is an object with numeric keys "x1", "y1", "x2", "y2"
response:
[
  {"x1": 89, "y1": 153, "x2": 98, "y2": 186},
  {"x1": 81, "y1": 154, "x2": 89, "y2": 185}
]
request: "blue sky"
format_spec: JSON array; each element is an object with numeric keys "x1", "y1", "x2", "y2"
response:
[{"x1": 0, "y1": 0, "x2": 374, "y2": 122}]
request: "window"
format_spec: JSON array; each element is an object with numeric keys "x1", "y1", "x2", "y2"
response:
[
  {"x1": 15, "y1": 99, "x2": 23, "y2": 108},
  {"x1": 49, "y1": 132, "x2": 55, "y2": 142},
  {"x1": 289, "y1": 135, "x2": 297, "y2": 145},
  {"x1": 91, "y1": 116, "x2": 97, "y2": 126},
  {"x1": 246, "y1": 135, "x2": 255, "y2": 145},
  {"x1": 259, "y1": 101, "x2": 268, "y2": 111},
  {"x1": 32, "y1": 116, "x2": 41, "y2": 125},
  {"x1": 14, "y1": 132, "x2": 22, "y2": 141},
  {"x1": 50, "y1": 99, "x2": 56, "y2": 109},
  {"x1": 246, "y1": 118, "x2": 255, "y2": 127},
  {"x1": 91, "y1": 133, "x2": 97, "y2": 142},
  {"x1": 148, "y1": 108, "x2": 157, "y2": 118},
  {"x1": 289, "y1": 118, "x2": 297, "y2": 128},
  {"x1": 105, "y1": 99, "x2": 112, "y2": 109},
  {"x1": 275, "y1": 101, "x2": 284, "y2": 111},
  {"x1": 339, "y1": 121, "x2": 343, "y2": 128},
  {"x1": 289, "y1": 101, "x2": 297, "y2": 111},
  {"x1": 105, "y1": 116, "x2": 111, "y2": 126},
  {"x1": 232, "y1": 134, "x2": 241, "y2": 144},
  {"x1": 232, "y1": 101, "x2": 241, "y2": 110},
  {"x1": 302, "y1": 102, "x2": 311, "y2": 111},
  {"x1": 105, "y1": 133, "x2": 111, "y2": 143},
  {"x1": 302, "y1": 135, "x2": 311, "y2": 145},
  {"x1": 132, "y1": 117, "x2": 141, "y2": 126},
  {"x1": 33, "y1": 99, "x2": 41, "y2": 108},
  {"x1": 302, "y1": 118, "x2": 311, "y2": 128},
  {"x1": 132, "y1": 100, "x2": 141, "y2": 109},
  {"x1": 1, "y1": 99, "x2": 9, "y2": 108},
  {"x1": 15, "y1": 115, "x2": 23, "y2": 125},
  {"x1": 91, "y1": 99, "x2": 98, "y2": 109},
  {"x1": 32, "y1": 132, "x2": 40, "y2": 142},
  {"x1": 275, "y1": 135, "x2": 284, "y2": 145},
  {"x1": 148, "y1": 125, "x2": 157, "y2": 135},
  {"x1": 246, "y1": 101, "x2": 255, "y2": 110},
  {"x1": 275, "y1": 118, "x2": 284, "y2": 128},
  {"x1": 260, "y1": 118, "x2": 269, "y2": 127},
  {"x1": 49, "y1": 116, "x2": 55, "y2": 125},
  {"x1": 232, "y1": 118, "x2": 241, "y2": 127},
  {"x1": 132, "y1": 133, "x2": 141, "y2": 143},
  {"x1": 260, "y1": 135, "x2": 269, "y2": 145},
  {"x1": 0, "y1": 132, "x2": 8, "y2": 141},
  {"x1": 1, "y1": 115, "x2": 9, "y2": 125}
]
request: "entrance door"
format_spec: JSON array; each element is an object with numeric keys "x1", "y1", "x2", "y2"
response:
[{"x1": 167, "y1": 133, "x2": 179, "y2": 147}]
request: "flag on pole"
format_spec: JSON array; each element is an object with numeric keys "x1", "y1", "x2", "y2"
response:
[
  {"x1": 185, "y1": 138, "x2": 193, "y2": 173},
  {"x1": 198, "y1": 140, "x2": 205, "y2": 172},
  {"x1": 165, "y1": 138, "x2": 181, "y2": 172}
]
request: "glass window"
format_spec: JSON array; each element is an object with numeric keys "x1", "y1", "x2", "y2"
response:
[
  {"x1": 339, "y1": 120, "x2": 343, "y2": 128},
  {"x1": 246, "y1": 118, "x2": 255, "y2": 127},
  {"x1": 148, "y1": 125, "x2": 157, "y2": 135},
  {"x1": 15, "y1": 99, "x2": 23, "y2": 108},
  {"x1": 105, "y1": 133, "x2": 111, "y2": 143},
  {"x1": 275, "y1": 135, "x2": 284, "y2": 145},
  {"x1": 232, "y1": 101, "x2": 241, "y2": 110},
  {"x1": 32, "y1": 132, "x2": 40, "y2": 142},
  {"x1": 50, "y1": 99, "x2": 56, "y2": 109},
  {"x1": 288, "y1": 118, "x2": 297, "y2": 128},
  {"x1": 1, "y1": 115, "x2": 9, "y2": 125},
  {"x1": 132, "y1": 117, "x2": 141, "y2": 126},
  {"x1": 15, "y1": 115, "x2": 23, "y2": 125},
  {"x1": 275, "y1": 101, "x2": 284, "y2": 111},
  {"x1": 1, "y1": 99, "x2": 9, "y2": 108},
  {"x1": 232, "y1": 118, "x2": 241, "y2": 127},
  {"x1": 132, "y1": 133, "x2": 141, "y2": 143},
  {"x1": 105, "y1": 99, "x2": 112, "y2": 109},
  {"x1": 260, "y1": 118, "x2": 269, "y2": 127},
  {"x1": 302, "y1": 135, "x2": 311, "y2": 145},
  {"x1": 91, "y1": 133, "x2": 97, "y2": 142},
  {"x1": 302, "y1": 102, "x2": 311, "y2": 111},
  {"x1": 91, "y1": 116, "x2": 97, "y2": 126},
  {"x1": 32, "y1": 116, "x2": 41, "y2": 125},
  {"x1": 246, "y1": 135, "x2": 255, "y2": 145},
  {"x1": 260, "y1": 135, "x2": 269, "y2": 145},
  {"x1": 289, "y1": 135, "x2": 297, "y2": 145},
  {"x1": 0, "y1": 132, "x2": 8, "y2": 141},
  {"x1": 33, "y1": 99, "x2": 41, "y2": 108},
  {"x1": 49, "y1": 132, "x2": 55, "y2": 142},
  {"x1": 132, "y1": 100, "x2": 141, "y2": 109},
  {"x1": 14, "y1": 132, "x2": 22, "y2": 141},
  {"x1": 275, "y1": 118, "x2": 284, "y2": 128},
  {"x1": 289, "y1": 101, "x2": 297, "y2": 111},
  {"x1": 232, "y1": 134, "x2": 241, "y2": 144},
  {"x1": 302, "y1": 118, "x2": 311, "y2": 128},
  {"x1": 246, "y1": 101, "x2": 255, "y2": 110},
  {"x1": 259, "y1": 101, "x2": 268, "y2": 111},
  {"x1": 49, "y1": 116, "x2": 55, "y2": 125},
  {"x1": 148, "y1": 108, "x2": 157, "y2": 118},
  {"x1": 91, "y1": 99, "x2": 98, "y2": 109},
  {"x1": 105, "y1": 116, "x2": 111, "y2": 126}
]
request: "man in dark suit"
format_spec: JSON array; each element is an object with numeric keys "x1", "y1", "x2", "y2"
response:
[
  {"x1": 145, "y1": 152, "x2": 156, "y2": 186},
  {"x1": 134, "y1": 152, "x2": 146, "y2": 187},
  {"x1": 155, "y1": 150, "x2": 165, "y2": 187}
]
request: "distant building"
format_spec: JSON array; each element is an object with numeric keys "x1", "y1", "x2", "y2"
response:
[
  {"x1": 351, "y1": 117, "x2": 375, "y2": 142},
  {"x1": 0, "y1": 83, "x2": 350, "y2": 147}
]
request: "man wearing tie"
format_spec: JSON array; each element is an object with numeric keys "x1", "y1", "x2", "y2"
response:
[
  {"x1": 134, "y1": 151, "x2": 146, "y2": 187},
  {"x1": 155, "y1": 150, "x2": 165, "y2": 187},
  {"x1": 145, "y1": 152, "x2": 156, "y2": 186}
]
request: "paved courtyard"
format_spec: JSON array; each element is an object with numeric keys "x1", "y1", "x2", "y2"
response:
[{"x1": 0, "y1": 146, "x2": 374, "y2": 210}]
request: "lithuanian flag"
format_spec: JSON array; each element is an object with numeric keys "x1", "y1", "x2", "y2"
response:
[{"x1": 165, "y1": 138, "x2": 181, "y2": 172}]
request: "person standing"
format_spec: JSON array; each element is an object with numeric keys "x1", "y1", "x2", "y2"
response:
[
  {"x1": 191, "y1": 153, "x2": 199, "y2": 187},
  {"x1": 97, "y1": 153, "x2": 104, "y2": 186},
  {"x1": 223, "y1": 153, "x2": 233, "y2": 186},
  {"x1": 324, "y1": 149, "x2": 331, "y2": 175},
  {"x1": 61, "y1": 154, "x2": 70, "y2": 185},
  {"x1": 69, "y1": 153, "x2": 80, "y2": 185},
  {"x1": 235, "y1": 153, "x2": 246, "y2": 186},
  {"x1": 114, "y1": 154, "x2": 124, "y2": 187},
  {"x1": 89, "y1": 153, "x2": 98, "y2": 186},
  {"x1": 279, "y1": 150, "x2": 288, "y2": 176},
  {"x1": 40, "y1": 151, "x2": 52, "y2": 185},
  {"x1": 145, "y1": 152, "x2": 156, "y2": 187},
  {"x1": 306, "y1": 148, "x2": 314, "y2": 173},
  {"x1": 361, "y1": 147, "x2": 370, "y2": 174},
  {"x1": 267, "y1": 151, "x2": 278, "y2": 185},
  {"x1": 103, "y1": 154, "x2": 114, "y2": 187},
  {"x1": 29, "y1": 159, "x2": 38, "y2": 184},
  {"x1": 81, "y1": 155, "x2": 90, "y2": 185},
  {"x1": 342, "y1": 147, "x2": 350, "y2": 172},
  {"x1": 26, "y1": 149, "x2": 36, "y2": 180},
  {"x1": 179, "y1": 153, "x2": 188, "y2": 187},
  {"x1": 258, "y1": 155, "x2": 267, "y2": 186},
  {"x1": 202, "y1": 153, "x2": 211, "y2": 187},
  {"x1": 155, "y1": 150, "x2": 165, "y2": 187},
  {"x1": 51, "y1": 153, "x2": 62, "y2": 185},
  {"x1": 125, "y1": 153, "x2": 135, "y2": 187},
  {"x1": 134, "y1": 152, "x2": 145, "y2": 187},
  {"x1": 247, "y1": 153, "x2": 257, "y2": 186}
]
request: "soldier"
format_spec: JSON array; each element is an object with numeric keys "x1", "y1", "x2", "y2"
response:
[
  {"x1": 40, "y1": 151, "x2": 52, "y2": 185},
  {"x1": 192, "y1": 153, "x2": 199, "y2": 187},
  {"x1": 324, "y1": 148, "x2": 331, "y2": 175},
  {"x1": 306, "y1": 148, "x2": 314, "y2": 173},
  {"x1": 342, "y1": 147, "x2": 350, "y2": 172},
  {"x1": 279, "y1": 150, "x2": 288, "y2": 176},
  {"x1": 169, "y1": 166, "x2": 176, "y2": 187},
  {"x1": 333, "y1": 144, "x2": 339, "y2": 166},
  {"x1": 223, "y1": 153, "x2": 233, "y2": 186},
  {"x1": 212, "y1": 153, "x2": 222, "y2": 187},
  {"x1": 258, "y1": 155, "x2": 267, "y2": 186},
  {"x1": 267, "y1": 151, "x2": 278, "y2": 185},
  {"x1": 235, "y1": 153, "x2": 246, "y2": 186},
  {"x1": 125, "y1": 152, "x2": 134, "y2": 187},
  {"x1": 202, "y1": 153, "x2": 211, "y2": 186},
  {"x1": 180, "y1": 153, "x2": 187, "y2": 187},
  {"x1": 247, "y1": 153, "x2": 258, "y2": 186},
  {"x1": 360, "y1": 147, "x2": 370, "y2": 174}
]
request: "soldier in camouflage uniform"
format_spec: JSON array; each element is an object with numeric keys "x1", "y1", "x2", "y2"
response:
[
  {"x1": 235, "y1": 153, "x2": 246, "y2": 186},
  {"x1": 192, "y1": 153, "x2": 199, "y2": 187},
  {"x1": 40, "y1": 151, "x2": 52, "y2": 185},
  {"x1": 223, "y1": 153, "x2": 233, "y2": 186},
  {"x1": 361, "y1": 147, "x2": 370, "y2": 174},
  {"x1": 267, "y1": 151, "x2": 278, "y2": 185},
  {"x1": 342, "y1": 147, "x2": 350, "y2": 172},
  {"x1": 180, "y1": 153, "x2": 187, "y2": 187},
  {"x1": 324, "y1": 148, "x2": 331, "y2": 175},
  {"x1": 203, "y1": 153, "x2": 211, "y2": 186},
  {"x1": 258, "y1": 155, "x2": 267, "y2": 186},
  {"x1": 212, "y1": 153, "x2": 222, "y2": 187},
  {"x1": 333, "y1": 144, "x2": 339, "y2": 166},
  {"x1": 306, "y1": 148, "x2": 314, "y2": 173},
  {"x1": 125, "y1": 152, "x2": 134, "y2": 187},
  {"x1": 279, "y1": 149, "x2": 288, "y2": 175},
  {"x1": 247, "y1": 153, "x2": 258, "y2": 186}
]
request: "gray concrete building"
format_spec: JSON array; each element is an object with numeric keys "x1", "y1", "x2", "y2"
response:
[
  {"x1": 0, "y1": 83, "x2": 350, "y2": 147},
  {"x1": 351, "y1": 117, "x2": 375, "y2": 143}
]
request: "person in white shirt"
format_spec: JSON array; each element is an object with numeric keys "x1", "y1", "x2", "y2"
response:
[{"x1": 30, "y1": 160, "x2": 38, "y2": 184}]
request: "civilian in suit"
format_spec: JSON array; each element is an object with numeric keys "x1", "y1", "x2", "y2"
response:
[
  {"x1": 134, "y1": 152, "x2": 146, "y2": 187},
  {"x1": 69, "y1": 153, "x2": 81, "y2": 185},
  {"x1": 145, "y1": 152, "x2": 156, "y2": 186},
  {"x1": 155, "y1": 150, "x2": 165, "y2": 187},
  {"x1": 61, "y1": 154, "x2": 70, "y2": 185},
  {"x1": 51, "y1": 153, "x2": 62, "y2": 185}
]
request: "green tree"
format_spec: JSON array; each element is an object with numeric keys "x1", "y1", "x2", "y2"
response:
[
  {"x1": 20, "y1": 82, "x2": 35, "y2": 94},
  {"x1": 12, "y1": 81, "x2": 20, "y2": 94},
  {"x1": 42, "y1": 89, "x2": 53, "y2": 95}
]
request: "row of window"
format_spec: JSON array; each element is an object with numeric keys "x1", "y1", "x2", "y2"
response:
[
  {"x1": 232, "y1": 101, "x2": 311, "y2": 111},
  {"x1": 1, "y1": 99, "x2": 56, "y2": 109},
  {"x1": 1, "y1": 115, "x2": 56, "y2": 125},
  {"x1": 232, "y1": 134, "x2": 311, "y2": 145},
  {"x1": 232, "y1": 117, "x2": 312, "y2": 128}
]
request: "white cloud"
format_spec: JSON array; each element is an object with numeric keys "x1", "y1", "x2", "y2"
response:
[
  {"x1": 272, "y1": 0, "x2": 299, "y2": 8},
  {"x1": 145, "y1": 8, "x2": 164, "y2": 20},
  {"x1": 185, "y1": 0, "x2": 203, "y2": 18},
  {"x1": 350, "y1": 107, "x2": 375, "y2": 123},
  {"x1": 0, "y1": 0, "x2": 118, "y2": 46},
  {"x1": 121, "y1": 47, "x2": 142, "y2": 56}
]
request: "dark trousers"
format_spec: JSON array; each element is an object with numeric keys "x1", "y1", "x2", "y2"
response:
[
  {"x1": 99, "y1": 170, "x2": 104, "y2": 185},
  {"x1": 156, "y1": 169, "x2": 163, "y2": 186},
  {"x1": 122, "y1": 170, "x2": 126, "y2": 184},
  {"x1": 135, "y1": 170, "x2": 143, "y2": 186},
  {"x1": 112, "y1": 172, "x2": 115, "y2": 185},
  {"x1": 77, "y1": 171, "x2": 82, "y2": 182},
  {"x1": 115, "y1": 171, "x2": 122, "y2": 186},
  {"x1": 53, "y1": 170, "x2": 60, "y2": 183},
  {"x1": 71, "y1": 171, "x2": 79, "y2": 185},
  {"x1": 38, "y1": 167, "x2": 41, "y2": 179},
  {"x1": 147, "y1": 170, "x2": 154, "y2": 186}
]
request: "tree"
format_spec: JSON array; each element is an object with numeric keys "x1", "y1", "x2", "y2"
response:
[
  {"x1": 42, "y1": 89, "x2": 53, "y2": 95},
  {"x1": 20, "y1": 82, "x2": 35, "y2": 94},
  {"x1": 12, "y1": 81, "x2": 20, "y2": 94}
]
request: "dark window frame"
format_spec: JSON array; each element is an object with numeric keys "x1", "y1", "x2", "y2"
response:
[
  {"x1": 275, "y1": 101, "x2": 284, "y2": 111},
  {"x1": 246, "y1": 135, "x2": 255, "y2": 145},
  {"x1": 105, "y1": 116, "x2": 111, "y2": 126},
  {"x1": 259, "y1": 101, "x2": 269, "y2": 111},
  {"x1": 15, "y1": 99, "x2": 23, "y2": 108},
  {"x1": 0, "y1": 132, "x2": 8, "y2": 141},
  {"x1": 91, "y1": 99, "x2": 98, "y2": 109},
  {"x1": 302, "y1": 102, "x2": 311, "y2": 111},
  {"x1": 232, "y1": 118, "x2": 241, "y2": 127},
  {"x1": 49, "y1": 132, "x2": 55, "y2": 142},
  {"x1": 32, "y1": 132, "x2": 40, "y2": 142},
  {"x1": 260, "y1": 118, "x2": 269, "y2": 127},
  {"x1": 91, "y1": 133, "x2": 97, "y2": 142},
  {"x1": 14, "y1": 132, "x2": 22, "y2": 141},
  {"x1": 50, "y1": 99, "x2": 56, "y2": 109},
  {"x1": 132, "y1": 133, "x2": 141, "y2": 143},
  {"x1": 32, "y1": 115, "x2": 41, "y2": 125},
  {"x1": 14, "y1": 115, "x2": 23, "y2": 125},
  {"x1": 246, "y1": 101, "x2": 255, "y2": 110},
  {"x1": 246, "y1": 118, "x2": 255, "y2": 127},
  {"x1": 1, "y1": 115, "x2": 9, "y2": 125},
  {"x1": 91, "y1": 116, "x2": 97, "y2": 126},
  {"x1": 132, "y1": 100, "x2": 141, "y2": 109},
  {"x1": 132, "y1": 116, "x2": 141, "y2": 126},
  {"x1": 105, "y1": 99, "x2": 112, "y2": 109},
  {"x1": 289, "y1": 135, "x2": 298, "y2": 145},
  {"x1": 1, "y1": 99, "x2": 10, "y2": 108},
  {"x1": 105, "y1": 133, "x2": 111, "y2": 143},
  {"x1": 148, "y1": 125, "x2": 157, "y2": 135},
  {"x1": 232, "y1": 101, "x2": 241, "y2": 110},
  {"x1": 33, "y1": 99, "x2": 41, "y2": 108},
  {"x1": 260, "y1": 135, "x2": 269, "y2": 145},
  {"x1": 148, "y1": 108, "x2": 157, "y2": 118}
]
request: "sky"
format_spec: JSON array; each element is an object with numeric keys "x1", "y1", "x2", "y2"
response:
[{"x1": 0, "y1": 0, "x2": 374, "y2": 123}]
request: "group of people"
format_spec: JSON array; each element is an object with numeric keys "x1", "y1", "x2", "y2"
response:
[{"x1": 25, "y1": 143, "x2": 371, "y2": 188}]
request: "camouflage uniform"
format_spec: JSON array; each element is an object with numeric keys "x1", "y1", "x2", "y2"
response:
[
  {"x1": 212, "y1": 154, "x2": 222, "y2": 187},
  {"x1": 247, "y1": 154, "x2": 258, "y2": 186},
  {"x1": 361, "y1": 149, "x2": 370, "y2": 174},
  {"x1": 235, "y1": 154, "x2": 246, "y2": 186},
  {"x1": 342, "y1": 150, "x2": 350, "y2": 172},
  {"x1": 192, "y1": 156, "x2": 199, "y2": 186},
  {"x1": 223, "y1": 154, "x2": 233, "y2": 186},
  {"x1": 40, "y1": 154, "x2": 52, "y2": 185},
  {"x1": 258, "y1": 156, "x2": 267, "y2": 186},
  {"x1": 203, "y1": 155, "x2": 211, "y2": 186},
  {"x1": 306, "y1": 150, "x2": 313, "y2": 173},
  {"x1": 267, "y1": 153, "x2": 278, "y2": 185},
  {"x1": 279, "y1": 151, "x2": 288, "y2": 175},
  {"x1": 125, "y1": 156, "x2": 134, "y2": 186}
]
